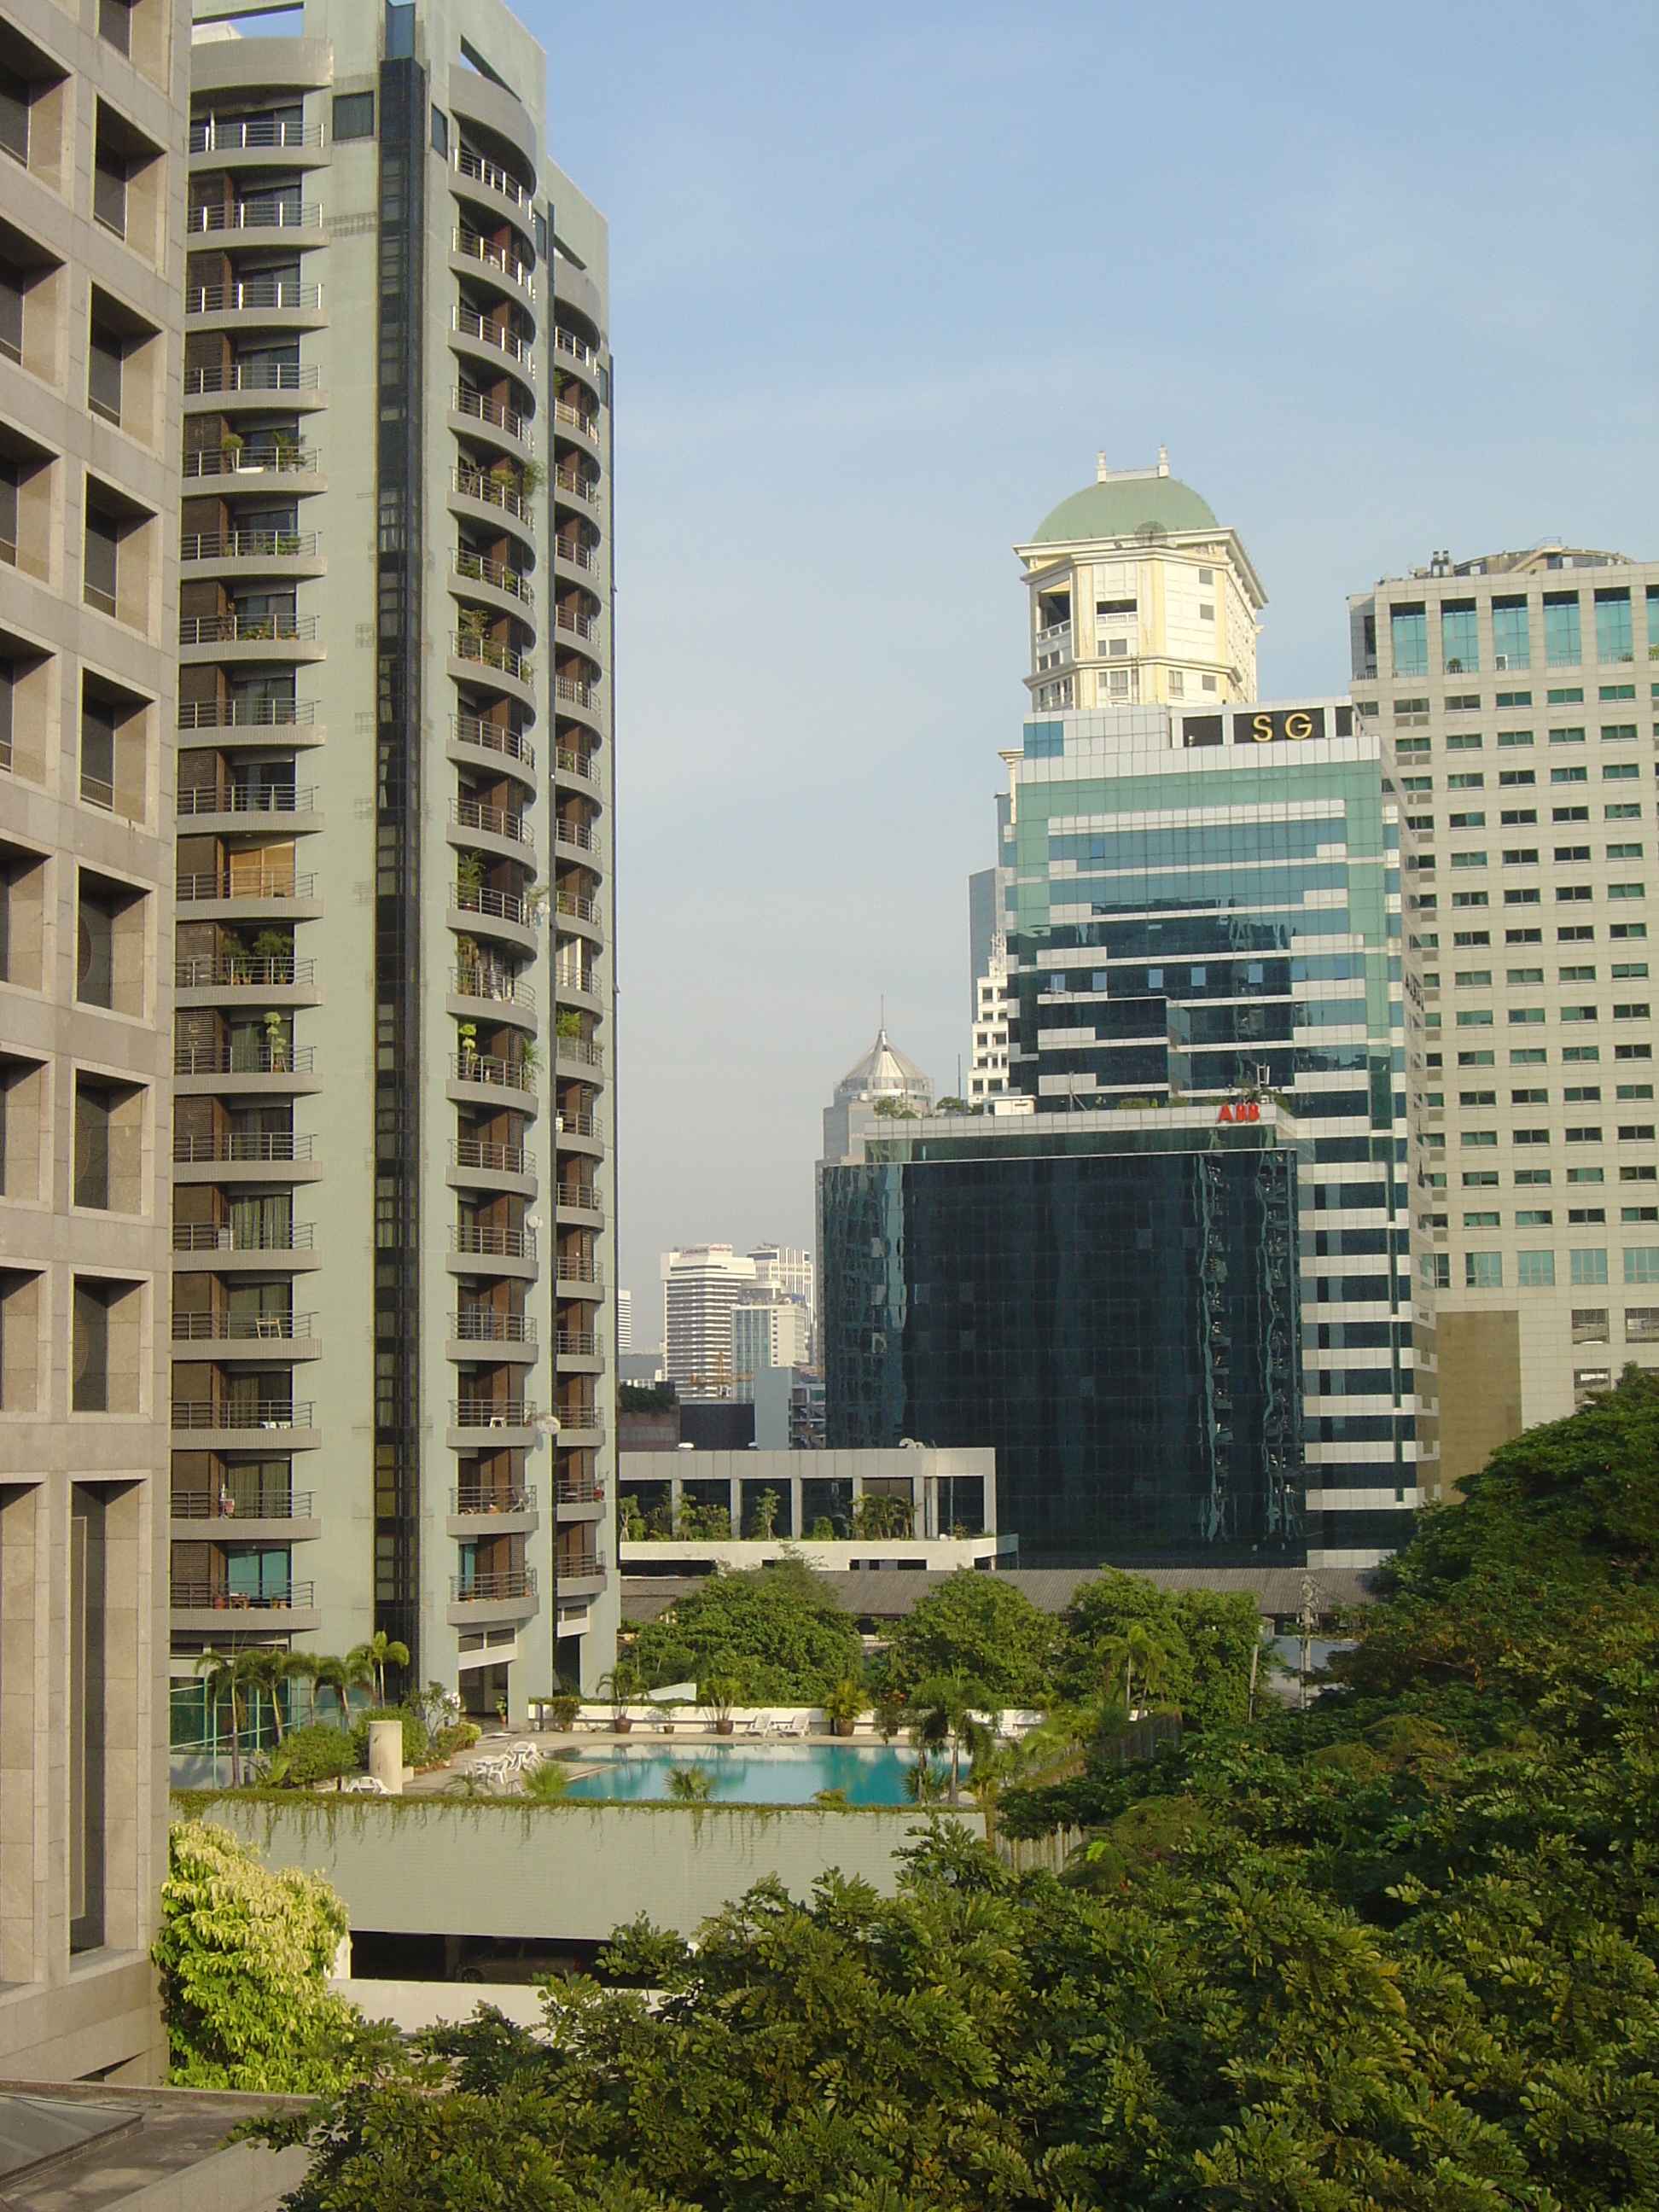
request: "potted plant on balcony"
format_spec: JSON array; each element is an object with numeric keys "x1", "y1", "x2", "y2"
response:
[
  {"x1": 455, "y1": 850, "x2": 484, "y2": 907},
  {"x1": 701, "y1": 1674, "x2": 736, "y2": 1736},
  {"x1": 263, "y1": 1009, "x2": 287, "y2": 1071},
  {"x1": 457, "y1": 1021, "x2": 478, "y2": 1077},
  {"x1": 218, "y1": 428, "x2": 244, "y2": 472},
  {"x1": 599, "y1": 1660, "x2": 639, "y2": 1733},
  {"x1": 824, "y1": 1677, "x2": 865, "y2": 1739}
]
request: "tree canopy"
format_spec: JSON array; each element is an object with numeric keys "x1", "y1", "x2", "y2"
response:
[
  {"x1": 1054, "y1": 1567, "x2": 1261, "y2": 1728},
  {"x1": 624, "y1": 1558, "x2": 864, "y2": 1703},
  {"x1": 259, "y1": 1368, "x2": 1659, "y2": 2209},
  {"x1": 876, "y1": 1569, "x2": 1057, "y2": 1703}
]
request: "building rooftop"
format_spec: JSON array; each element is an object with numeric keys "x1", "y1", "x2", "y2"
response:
[
  {"x1": 0, "y1": 2081, "x2": 307, "y2": 2212},
  {"x1": 834, "y1": 1026, "x2": 933, "y2": 1106},
  {"x1": 1359, "y1": 540, "x2": 1635, "y2": 590},
  {"x1": 1027, "y1": 451, "x2": 1218, "y2": 547}
]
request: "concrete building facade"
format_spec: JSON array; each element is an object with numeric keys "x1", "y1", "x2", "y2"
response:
[
  {"x1": 0, "y1": 0, "x2": 189, "y2": 2079},
  {"x1": 168, "y1": 0, "x2": 616, "y2": 1715},
  {"x1": 730, "y1": 1289, "x2": 810, "y2": 1400},
  {"x1": 1350, "y1": 544, "x2": 1659, "y2": 1485},
  {"x1": 660, "y1": 1243, "x2": 754, "y2": 1400}
]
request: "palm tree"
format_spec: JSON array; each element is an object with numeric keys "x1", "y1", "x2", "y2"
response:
[
  {"x1": 311, "y1": 1650, "x2": 373, "y2": 1732},
  {"x1": 195, "y1": 1648, "x2": 256, "y2": 1786},
  {"x1": 347, "y1": 1632, "x2": 410, "y2": 1705},
  {"x1": 1102, "y1": 1623, "x2": 1168, "y2": 1721},
  {"x1": 237, "y1": 1647, "x2": 305, "y2": 1745},
  {"x1": 905, "y1": 1673, "x2": 987, "y2": 1807}
]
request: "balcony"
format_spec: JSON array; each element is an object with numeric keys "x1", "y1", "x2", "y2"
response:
[
  {"x1": 169, "y1": 1310, "x2": 318, "y2": 1352},
  {"x1": 450, "y1": 1222, "x2": 536, "y2": 1261},
  {"x1": 553, "y1": 468, "x2": 600, "y2": 512},
  {"x1": 554, "y1": 817, "x2": 597, "y2": 856},
  {"x1": 453, "y1": 1307, "x2": 536, "y2": 1347},
  {"x1": 187, "y1": 360, "x2": 319, "y2": 398},
  {"x1": 554, "y1": 1033, "x2": 603, "y2": 1074},
  {"x1": 170, "y1": 1580, "x2": 319, "y2": 1633},
  {"x1": 448, "y1": 1051, "x2": 537, "y2": 1097},
  {"x1": 452, "y1": 881, "x2": 533, "y2": 933},
  {"x1": 451, "y1": 383, "x2": 531, "y2": 450},
  {"x1": 451, "y1": 1483, "x2": 536, "y2": 1515},
  {"x1": 556, "y1": 673, "x2": 601, "y2": 719},
  {"x1": 554, "y1": 536, "x2": 599, "y2": 576},
  {"x1": 176, "y1": 955, "x2": 317, "y2": 995},
  {"x1": 451, "y1": 304, "x2": 531, "y2": 375},
  {"x1": 555, "y1": 1107, "x2": 602, "y2": 1144},
  {"x1": 556, "y1": 1404, "x2": 605, "y2": 1443},
  {"x1": 453, "y1": 547, "x2": 533, "y2": 606},
  {"x1": 182, "y1": 447, "x2": 321, "y2": 486},
  {"x1": 556, "y1": 1474, "x2": 604, "y2": 1505},
  {"x1": 189, "y1": 197, "x2": 324, "y2": 236},
  {"x1": 556, "y1": 1550, "x2": 607, "y2": 1598},
  {"x1": 555, "y1": 1256, "x2": 602, "y2": 1289},
  {"x1": 190, "y1": 117, "x2": 322, "y2": 153},
  {"x1": 171, "y1": 1484, "x2": 316, "y2": 1523},
  {"x1": 446, "y1": 1566, "x2": 538, "y2": 1627},
  {"x1": 451, "y1": 226, "x2": 534, "y2": 297},
  {"x1": 174, "y1": 1131, "x2": 314, "y2": 1167},
  {"x1": 182, "y1": 610, "x2": 325, "y2": 645},
  {"x1": 180, "y1": 531, "x2": 321, "y2": 566},
  {"x1": 178, "y1": 783, "x2": 315, "y2": 819},
  {"x1": 450, "y1": 1134, "x2": 531, "y2": 1181},
  {"x1": 189, "y1": 277, "x2": 323, "y2": 316},
  {"x1": 177, "y1": 867, "x2": 317, "y2": 906},
  {"x1": 171, "y1": 1396, "x2": 315, "y2": 1433},
  {"x1": 553, "y1": 326, "x2": 602, "y2": 375},
  {"x1": 173, "y1": 1219, "x2": 314, "y2": 1254},
  {"x1": 555, "y1": 888, "x2": 602, "y2": 929},
  {"x1": 451, "y1": 795, "x2": 533, "y2": 852},
  {"x1": 556, "y1": 1328, "x2": 599, "y2": 1357},
  {"x1": 556, "y1": 1185, "x2": 602, "y2": 1223},
  {"x1": 174, "y1": 1039, "x2": 315, "y2": 1079},
  {"x1": 553, "y1": 397, "x2": 600, "y2": 445},
  {"x1": 451, "y1": 711, "x2": 534, "y2": 777},
  {"x1": 448, "y1": 1400, "x2": 537, "y2": 1449},
  {"x1": 451, "y1": 142, "x2": 531, "y2": 212},
  {"x1": 452, "y1": 631, "x2": 533, "y2": 690}
]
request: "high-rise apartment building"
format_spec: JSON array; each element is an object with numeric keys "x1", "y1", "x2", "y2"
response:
[
  {"x1": 170, "y1": 0, "x2": 615, "y2": 1716},
  {"x1": 0, "y1": 0, "x2": 188, "y2": 2078},
  {"x1": 968, "y1": 943, "x2": 1010, "y2": 1103},
  {"x1": 615, "y1": 1285, "x2": 631, "y2": 1351},
  {"x1": 731, "y1": 1289, "x2": 810, "y2": 1400},
  {"x1": 1016, "y1": 450, "x2": 1266, "y2": 715},
  {"x1": 661, "y1": 1243, "x2": 754, "y2": 1398},
  {"x1": 1350, "y1": 545, "x2": 1659, "y2": 1486}
]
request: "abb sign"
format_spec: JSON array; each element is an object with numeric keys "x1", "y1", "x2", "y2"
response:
[{"x1": 1216, "y1": 1099, "x2": 1260, "y2": 1124}]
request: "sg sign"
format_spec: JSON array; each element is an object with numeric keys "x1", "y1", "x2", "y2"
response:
[{"x1": 1234, "y1": 707, "x2": 1325, "y2": 746}]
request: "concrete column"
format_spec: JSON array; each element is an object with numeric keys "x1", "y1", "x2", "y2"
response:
[
  {"x1": 728, "y1": 1476, "x2": 741, "y2": 1537},
  {"x1": 670, "y1": 1474, "x2": 683, "y2": 1533},
  {"x1": 789, "y1": 1473, "x2": 804, "y2": 1541},
  {"x1": 366, "y1": 1718, "x2": 404, "y2": 1794}
]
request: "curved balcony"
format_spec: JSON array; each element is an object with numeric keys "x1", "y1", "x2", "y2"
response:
[
  {"x1": 448, "y1": 1223, "x2": 538, "y2": 1279},
  {"x1": 553, "y1": 747, "x2": 601, "y2": 805},
  {"x1": 177, "y1": 783, "x2": 322, "y2": 831},
  {"x1": 552, "y1": 395, "x2": 601, "y2": 449},
  {"x1": 448, "y1": 1134, "x2": 535, "y2": 1198},
  {"x1": 448, "y1": 962, "x2": 534, "y2": 1025},
  {"x1": 451, "y1": 632, "x2": 535, "y2": 713},
  {"x1": 182, "y1": 445, "x2": 326, "y2": 498},
  {"x1": 190, "y1": 115, "x2": 324, "y2": 157},
  {"x1": 451, "y1": 225, "x2": 535, "y2": 305},
  {"x1": 553, "y1": 599, "x2": 602, "y2": 646},
  {"x1": 447, "y1": 1400, "x2": 538, "y2": 1452},
  {"x1": 554, "y1": 886, "x2": 604, "y2": 944},
  {"x1": 554, "y1": 1405, "x2": 605, "y2": 1447},
  {"x1": 173, "y1": 1129, "x2": 315, "y2": 1167},
  {"x1": 447, "y1": 1051, "x2": 540, "y2": 1117},
  {"x1": 449, "y1": 143, "x2": 535, "y2": 242},
  {"x1": 554, "y1": 671, "x2": 602, "y2": 737},
  {"x1": 449, "y1": 880, "x2": 536, "y2": 954},
  {"x1": 448, "y1": 1311, "x2": 537, "y2": 1365},
  {"x1": 176, "y1": 954, "x2": 322, "y2": 1011},
  {"x1": 449, "y1": 795, "x2": 533, "y2": 863},
  {"x1": 452, "y1": 543, "x2": 534, "y2": 609},
  {"x1": 553, "y1": 815, "x2": 600, "y2": 863},
  {"x1": 446, "y1": 1566, "x2": 538, "y2": 1627},
  {"x1": 553, "y1": 323, "x2": 603, "y2": 390},
  {"x1": 174, "y1": 1041, "x2": 321, "y2": 1099},
  {"x1": 552, "y1": 534, "x2": 600, "y2": 585},
  {"x1": 180, "y1": 610, "x2": 324, "y2": 666},
  {"x1": 189, "y1": 196, "x2": 326, "y2": 241},
  {"x1": 555, "y1": 1255, "x2": 602, "y2": 1293},
  {"x1": 186, "y1": 359, "x2": 326, "y2": 421},
  {"x1": 449, "y1": 465, "x2": 535, "y2": 555},
  {"x1": 169, "y1": 1487, "x2": 321, "y2": 1544},
  {"x1": 553, "y1": 463, "x2": 601, "y2": 513},
  {"x1": 447, "y1": 1486, "x2": 538, "y2": 1538},
  {"x1": 180, "y1": 532, "x2": 326, "y2": 589},
  {"x1": 553, "y1": 1106, "x2": 603, "y2": 1158},
  {"x1": 554, "y1": 970, "x2": 602, "y2": 1019},
  {"x1": 451, "y1": 304, "x2": 533, "y2": 395},
  {"x1": 448, "y1": 709, "x2": 535, "y2": 790},
  {"x1": 554, "y1": 1032, "x2": 604, "y2": 1080},
  {"x1": 170, "y1": 1400, "x2": 320, "y2": 1453},
  {"x1": 555, "y1": 1185, "x2": 603, "y2": 1229},
  {"x1": 187, "y1": 276, "x2": 327, "y2": 331}
]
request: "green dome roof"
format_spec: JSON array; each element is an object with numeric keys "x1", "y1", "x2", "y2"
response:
[{"x1": 1031, "y1": 471, "x2": 1217, "y2": 545}]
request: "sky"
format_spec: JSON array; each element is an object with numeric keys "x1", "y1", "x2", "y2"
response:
[{"x1": 521, "y1": 0, "x2": 1659, "y2": 1348}]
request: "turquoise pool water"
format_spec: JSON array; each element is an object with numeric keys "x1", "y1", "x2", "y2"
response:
[{"x1": 561, "y1": 1740, "x2": 958, "y2": 1807}]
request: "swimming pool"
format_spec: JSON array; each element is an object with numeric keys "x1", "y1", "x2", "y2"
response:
[{"x1": 561, "y1": 1740, "x2": 960, "y2": 1807}]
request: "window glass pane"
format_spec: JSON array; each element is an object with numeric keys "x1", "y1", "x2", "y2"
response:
[
  {"x1": 1626, "y1": 1247, "x2": 1659, "y2": 1284},
  {"x1": 1464, "y1": 1251, "x2": 1502, "y2": 1287},
  {"x1": 332, "y1": 91, "x2": 373, "y2": 141},
  {"x1": 1491, "y1": 598, "x2": 1529, "y2": 671},
  {"x1": 83, "y1": 511, "x2": 117, "y2": 612},
  {"x1": 0, "y1": 265, "x2": 20, "y2": 364},
  {"x1": 88, "y1": 325, "x2": 122, "y2": 424},
  {"x1": 97, "y1": 0, "x2": 131, "y2": 55},
  {"x1": 1441, "y1": 603, "x2": 1478, "y2": 674},
  {"x1": 1570, "y1": 1248, "x2": 1610, "y2": 1285},
  {"x1": 1390, "y1": 607, "x2": 1428, "y2": 678},
  {"x1": 1595, "y1": 590, "x2": 1633, "y2": 665},
  {"x1": 93, "y1": 151, "x2": 126, "y2": 237},
  {"x1": 0, "y1": 68, "x2": 28, "y2": 166},
  {"x1": 1544, "y1": 594, "x2": 1582, "y2": 668},
  {"x1": 1516, "y1": 1249, "x2": 1555, "y2": 1286}
]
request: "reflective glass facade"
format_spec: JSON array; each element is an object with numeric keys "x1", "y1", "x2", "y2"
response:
[{"x1": 823, "y1": 1117, "x2": 1303, "y2": 1566}]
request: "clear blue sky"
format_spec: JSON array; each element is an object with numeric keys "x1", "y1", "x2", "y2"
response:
[{"x1": 523, "y1": 0, "x2": 1659, "y2": 1346}]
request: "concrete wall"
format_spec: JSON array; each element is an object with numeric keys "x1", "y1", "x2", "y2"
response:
[{"x1": 195, "y1": 1797, "x2": 975, "y2": 1943}]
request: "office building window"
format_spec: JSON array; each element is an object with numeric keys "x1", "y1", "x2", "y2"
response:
[
  {"x1": 1516, "y1": 1250, "x2": 1555, "y2": 1287},
  {"x1": 1544, "y1": 593, "x2": 1582, "y2": 667},
  {"x1": 1422, "y1": 1252, "x2": 1450, "y2": 1288},
  {"x1": 1625, "y1": 1248, "x2": 1659, "y2": 1284},
  {"x1": 1594, "y1": 589, "x2": 1633, "y2": 665},
  {"x1": 1465, "y1": 1251, "x2": 1502, "y2": 1288},
  {"x1": 1390, "y1": 606, "x2": 1428, "y2": 678},
  {"x1": 1441, "y1": 602, "x2": 1478, "y2": 674},
  {"x1": 334, "y1": 91, "x2": 374, "y2": 140},
  {"x1": 1571, "y1": 1248, "x2": 1610, "y2": 1286},
  {"x1": 1492, "y1": 597, "x2": 1529, "y2": 671}
]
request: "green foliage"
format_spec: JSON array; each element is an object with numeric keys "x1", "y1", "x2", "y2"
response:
[
  {"x1": 821, "y1": 1675, "x2": 865, "y2": 1726},
  {"x1": 154, "y1": 1821, "x2": 393, "y2": 2093},
  {"x1": 618, "y1": 1381, "x2": 676, "y2": 1412},
  {"x1": 432, "y1": 1719, "x2": 481, "y2": 1761},
  {"x1": 349, "y1": 1704, "x2": 430, "y2": 1771},
  {"x1": 1055, "y1": 1563, "x2": 1261, "y2": 1728},
  {"x1": 262, "y1": 1722, "x2": 359, "y2": 1788},
  {"x1": 625, "y1": 1559, "x2": 862, "y2": 1703},
  {"x1": 852, "y1": 1490, "x2": 914, "y2": 1539},
  {"x1": 521, "y1": 1760, "x2": 572, "y2": 1802},
  {"x1": 674, "y1": 1499, "x2": 733, "y2": 1540},
  {"x1": 878, "y1": 1568, "x2": 1057, "y2": 1702},
  {"x1": 665, "y1": 1766, "x2": 715, "y2": 1802}
]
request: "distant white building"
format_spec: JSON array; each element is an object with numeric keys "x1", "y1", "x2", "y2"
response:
[
  {"x1": 731, "y1": 1294, "x2": 813, "y2": 1401},
  {"x1": 616, "y1": 1289, "x2": 633, "y2": 1353},
  {"x1": 749, "y1": 1243, "x2": 815, "y2": 1359},
  {"x1": 661, "y1": 1246, "x2": 757, "y2": 1399},
  {"x1": 969, "y1": 940, "x2": 1012, "y2": 1103}
]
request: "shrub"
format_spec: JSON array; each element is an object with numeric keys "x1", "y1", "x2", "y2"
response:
[
  {"x1": 349, "y1": 1705, "x2": 430, "y2": 1772},
  {"x1": 264, "y1": 1722, "x2": 359, "y2": 1788}
]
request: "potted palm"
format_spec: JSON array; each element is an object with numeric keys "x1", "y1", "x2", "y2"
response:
[
  {"x1": 701, "y1": 1674, "x2": 735, "y2": 1736},
  {"x1": 599, "y1": 1660, "x2": 639, "y2": 1733},
  {"x1": 824, "y1": 1677, "x2": 865, "y2": 1738}
]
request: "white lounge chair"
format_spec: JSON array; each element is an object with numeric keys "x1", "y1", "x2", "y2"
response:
[
  {"x1": 774, "y1": 1714, "x2": 807, "y2": 1740},
  {"x1": 740, "y1": 1714, "x2": 773, "y2": 1738}
]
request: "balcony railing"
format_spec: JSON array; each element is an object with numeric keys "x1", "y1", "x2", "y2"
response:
[
  {"x1": 190, "y1": 116, "x2": 322, "y2": 153},
  {"x1": 451, "y1": 1223, "x2": 536, "y2": 1260},
  {"x1": 555, "y1": 888, "x2": 601, "y2": 927},
  {"x1": 190, "y1": 197, "x2": 323, "y2": 234},
  {"x1": 177, "y1": 868, "x2": 315, "y2": 902},
  {"x1": 171, "y1": 1580, "x2": 317, "y2": 1610},
  {"x1": 451, "y1": 383, "x2": 530, "y2": 446},
  {"x1": 452, "y1": 466, "x2": 533, "y2": 526},
  {"x1": 170, "y1": 1311, "x2": 317, "y2": 1342},
  {"x1": 178, "y1": 783, "x2": 312, "y2": 816},
  {"x1": 555, "y1": 1108, "x2": 600, "y2": 1139},
  {"x1": 174, "y1": 1131, "x2": 313, "y2": 1165},
  {"x1": 176, "y1": 954, "x2": 315, "y2": 989},
  {"x1": 452, "y1": 226, "x2": 534, "y2": 293},
  {"x1": 453, "y1": 631, "x2": 532, "y2": 684},
  {"x1": 556, "y1": 963, "x2": 599, "y2": 998},
  {"x1": 189, "y1": 278, "x2": 323, "y2": 315},
  {"x1": 556, "y1": 673, "x2": 599, "y2": 711},
  {"x1": 555, "y1": 535, "x2": 597, "y2": 573},
  {"x1": 553, "y1": 397, "x2": 600, "y2": 441},
  {"x1": 452, "y1": 305, "x2": 530, "y2": 370},
  {"x1": 180, "y1": 609, "x2": 318, "y2": 643},
  {"x1": 451, "y1": 143, "x2": 530, "y2": 209},
  {"x1": 453, "y1": 882, "x2": 531, "y2": 927},
  {"x1": 556, "y1": 1185, "x2": 602, "y2": 1217},
  {"x1": 171, "y1": 1487, "x2": 314, "y2": 1521},
  {"x1": 452, "y1": 1137, "x2": 530, "y2": 1177},
  {"x1": 175, "y1": 1041, "x2": 315, "y2": 1077},
  {"x1": 452, "y1": 711, "x2": 534, "y2": 769},
  {"x1": 451, "y1": 1399, "x2": 536, "y2": 1429},
  {"x1": 181, "y1": 531, "x2": 319, "y2": 564},
  {"x1": 454, "y1": 547, "x2": 533, "y2": 606},
  {"x1": 555, "y1": 748, "x2": 598, "y2": 789},
  {"x1": 178, "y1": 698, "x2": 315, "y2": 732},
  {"x1": 187, "y1": 360, "x2": 318, "y2": 397},
  {"x1": 451, "y1": 1486, "x2": 537, "y2": 1516},
  {"x1": 451, "y1": 1051, "x2": 536, "y2": 1095},
  {"x1": 453, "y1": 795, "x2": 531, "y2": 845},
  {"x1": 172, "y1": 1220, "x2": 315, "y2": 1253},
  {"x1": 451, "y1": 964, "x2": 533, "y2": 1009},
  {"x1": 171, "y1": 1398, "x2": 313, "y2": 1430},
  {"x1": 553, "y1": 326, "x2": 601, "y2": 373},
  {"x1": 555, "y1": 1257, "x2": 602, "y2": 1287},
  {"x1": 557, "y1": 1550, "x2": 604, "y2": 1583},
  {"x1": 183, "y1": 446, "x2": 319, "y2": 481},
  {"x1": 452, "y1": 1308, "x2": 536, "y2": 1342},
  {"x1": 554, "y1": 468, "x2": 600, "y2": 509},
  {"x1": 556, "y1": 1329, "x2": 598, "y2": 1357},
  {"x1": 556, "y1": 1475, "x2": 604, "y2": 1505},
  {"x1": 556, "y1": 1405, "x2": 604, "y2": 1437},
  {"x1": 451, "y1": 1568, "x2": 537, "y2": 1604},
  {"x1": 554, "y1": 604, "x2": 599, "y2": 643},
  {"x1": 554, "y1": 818, "x2": 597, "y2": 855},
  {"x1": 554, "y1": 1033, "x2": 603, "y2": 1071}
]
